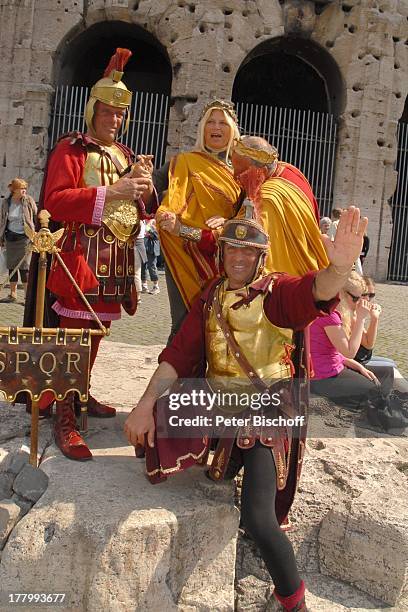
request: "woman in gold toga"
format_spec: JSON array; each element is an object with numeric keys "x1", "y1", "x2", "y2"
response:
[{"x1": 155, "y1": 100, "x2": 242, "y2": 339}]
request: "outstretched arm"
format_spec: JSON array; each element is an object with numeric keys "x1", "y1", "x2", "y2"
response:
[
  {"x1": 124, "y1": 361, "x2": 178, "y2": 449},
  {"x1": 313, "y1": 206, "x2": 368, "y2": 302}
]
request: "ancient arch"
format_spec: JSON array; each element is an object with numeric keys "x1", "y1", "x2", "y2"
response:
[
  {"x1": 232, "y1": 37, "x2": 345, "y2": 216},
  {"x1": 53, "y1": 20, "x2": 172, "y2": 94},
  {"x1": 232, "y1": 36, "x2": 345, "y2": 117}
]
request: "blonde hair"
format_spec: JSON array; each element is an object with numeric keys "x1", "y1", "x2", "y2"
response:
[
  {"x1": 8, "y1": 177, "x2": 28, "y2": 193},
  {"x1": 362, "y1": 275, "x2": 375, "y2": 289},
  {"x1": 338, "y1": 271, "x2": 367, "y2": 337},
  {"x1": 194, "y1": 107, "x2": 240, "y2": 162}
]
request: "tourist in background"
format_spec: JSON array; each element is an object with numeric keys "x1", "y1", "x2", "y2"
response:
[
  {"x1": 0, "y1": 177, "x2": 37, "y2": 303},
  {"x1": 142, "y1": 219, "x2": 160, "y2": 295},
  {"x1": 360, "y1": 232, "x2": 370, "y2": 268},
  {"x1": 327, "y1": 207, "x2": 342, "y2": 240},
  {"x1": 134, "y1": 220, "x2": 147, "y2": 304},
  {"x1": 310, "y1": 271, "x2": 408, "y2": 430},
  {"x1": 319, "y1": 217, "x2": 332, "y2": 237}
]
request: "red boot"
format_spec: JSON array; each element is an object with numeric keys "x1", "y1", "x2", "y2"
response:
[
  {"x1": 274, "y1": 581, "x2": 308, "y2": 611},
  {"x1": 87, "y1": 395, "x2": 116, "y2": 418},
  {"x1": 54, "y1": 394, "x2": 92, "y2": 461}
]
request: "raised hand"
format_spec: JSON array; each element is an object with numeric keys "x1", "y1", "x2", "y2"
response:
[
  {"x1": 370, "y1": 303, "x2": 382, "y2": 319},
  {"x1": 320, "y1": 206, "x2": 368, "y2": 271},
  {"x1": 356, "y1": 298, "x2": 371, "y2": 320},
  {"x1": 313, "y1": 207, "x2": 369, "y2": 302}
]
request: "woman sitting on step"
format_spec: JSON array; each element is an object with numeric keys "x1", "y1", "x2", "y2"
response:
[{"x1": 309, "y1": 271, "x2": 408, "y2": 431}]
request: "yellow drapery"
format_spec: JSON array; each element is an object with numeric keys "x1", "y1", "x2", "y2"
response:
[
  {"x1": 257, "y1": 177, "x2": 329, "y2": 275},
  {"x1": 157, "y1": 151, "x2": 241, "y2": 308}
]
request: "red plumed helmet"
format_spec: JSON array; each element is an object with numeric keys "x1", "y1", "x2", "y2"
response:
[{"x1": 104, "y1": 48, "x2": 132, "y2": 79}]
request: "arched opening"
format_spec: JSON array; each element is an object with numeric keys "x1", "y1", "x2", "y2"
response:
[
  {"x1": 232, "y1": 36, "x2": 344, "y2": 116},
  {"x1": 50, "y1": 21, "x2": 172, "y2": 166},
  {"x1": 232, "y1": 37, "x2": 345, "y2": 216},
  {"x1": 388, "y1": 96, "x2": 408, "y2": 282},
  {"x1": 55, "y1": 20, "x2": 172, "y2": 94}
]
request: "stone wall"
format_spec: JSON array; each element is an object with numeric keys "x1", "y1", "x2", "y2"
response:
[{"x1": 0, "y1": 0, "x2": 407, "y2": 279}]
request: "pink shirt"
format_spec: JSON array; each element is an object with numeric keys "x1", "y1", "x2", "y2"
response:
[{"x1": 310, "y1": 310, "x2": 345, "y2": 379}]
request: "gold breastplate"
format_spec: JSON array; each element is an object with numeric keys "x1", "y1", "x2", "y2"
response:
[
  {"x1": 206, "y1": 282, "x2": 293, "y2": 387},
  {"x1": 83, "y1": 144, "x2": 139, "y2": 242}
]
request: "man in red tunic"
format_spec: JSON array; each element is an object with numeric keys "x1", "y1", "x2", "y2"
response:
[
  {"x1": 124, "y1": 206, "x2": 368, "y2": 611},
  {"x1": 231, "y1": 136, "x2": 329, "y2": 276},
  {"x1": 29, "y1": 49, "x2": 155, "y2": 461}
]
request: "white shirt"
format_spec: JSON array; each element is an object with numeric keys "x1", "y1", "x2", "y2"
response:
[{"x1": 7, "y1": 199, "x2": 25, "y2": 234}]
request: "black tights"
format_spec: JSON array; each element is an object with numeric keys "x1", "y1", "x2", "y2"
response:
[{"x1": 241, "y1": 442, "x2": 301, "y2": 597}]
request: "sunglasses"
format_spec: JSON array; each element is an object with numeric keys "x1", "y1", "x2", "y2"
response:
[
  {"x1": 362, "y1": 292, "x2": 376, "y2": 300},
  {"x1": 346, "y1": 291, "x2": 361, "y2": 303}
]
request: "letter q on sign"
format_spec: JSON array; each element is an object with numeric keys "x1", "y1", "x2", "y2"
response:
[{"x1": 39, "y1": 352, "x2": 57, "y2": 375}]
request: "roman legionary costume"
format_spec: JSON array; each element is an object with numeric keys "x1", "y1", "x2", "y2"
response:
[
  {"x1": 24, "y1": 48, "x2": 155, "y2": 460},
  {"x1": 143, "y1": 207, "x2": 338, "y2": 611},
  {"x1": 232, "y1": 138, "x2": 329, "y2": 276}
]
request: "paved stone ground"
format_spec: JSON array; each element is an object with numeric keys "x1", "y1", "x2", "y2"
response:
[{"x1": 1, "y1": 271, "x2": 407, "y2": 376}]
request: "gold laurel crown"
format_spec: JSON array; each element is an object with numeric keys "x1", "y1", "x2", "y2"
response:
[
  {"x1": 200, "y1": 99, "x2": 238, "y2": 123},
  {"x1": 233, "y1": 138, "x2": 279, "y2": 164}
]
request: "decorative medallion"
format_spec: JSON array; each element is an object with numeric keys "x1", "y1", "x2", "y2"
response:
[{"x1": 235, "y1": 225, "x2": 247, "y2": 239}]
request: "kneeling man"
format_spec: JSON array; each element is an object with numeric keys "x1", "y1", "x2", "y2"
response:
[{"x1": 125, "y1": 205, "x2": 367, "y2": 612}]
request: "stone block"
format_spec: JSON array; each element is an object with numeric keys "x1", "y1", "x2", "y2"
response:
[
  {"x1": 11, "y1": 494, "x2": 32, "y2": 518},
  {"x1": 3, "y1": 450, "x2": 30, "y2": 476},
  {"x1": 0, "y1": 449, "x2": 239, "y2": 611},
  {"x1": 0, "y1": 500, "x2": 20, "y2": 550},
  {"x1": 318, "y1": 481, "x2": 408, "y2": 606},
  {"x1": 235, "y1": 574, "x2": 273, "y2": 611},
  {"x1": 0, "y1": 473, "x2": 14, "y2": 501},
  {"x1": 12, "y1": 465, "x2": 49, "y2": 503}
]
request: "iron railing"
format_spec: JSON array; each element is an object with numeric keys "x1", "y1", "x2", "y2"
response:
[
  {"x1": 388, "y1": 121, "x2": 408, "y2": 282},
  {"x1": 49, "y1": 86, "x2": 170, "y2": 168}
]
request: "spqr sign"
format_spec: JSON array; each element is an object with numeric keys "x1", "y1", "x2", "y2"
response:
[{"x1": 0, "y1": 326, "x2": 91, "y2": 403}]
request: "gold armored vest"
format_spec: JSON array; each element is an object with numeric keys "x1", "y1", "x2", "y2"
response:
[
  {"x1": 206, "y1": 282, "x2": 293, "y2": 390},
  {"x1": 83, "y1": 144, "x2": 139, "y2": 242}
]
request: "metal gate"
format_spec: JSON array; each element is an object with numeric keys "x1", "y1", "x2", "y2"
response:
[
  {"x1": 235, "y1": 103, "x2": 338, "y2": 217},
  {"x1": 388, "y1": 121, "x2": 408, "y2": 282},
  {"x1": 49, "y1": 85, "x2": 170, "y2": 168}
]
